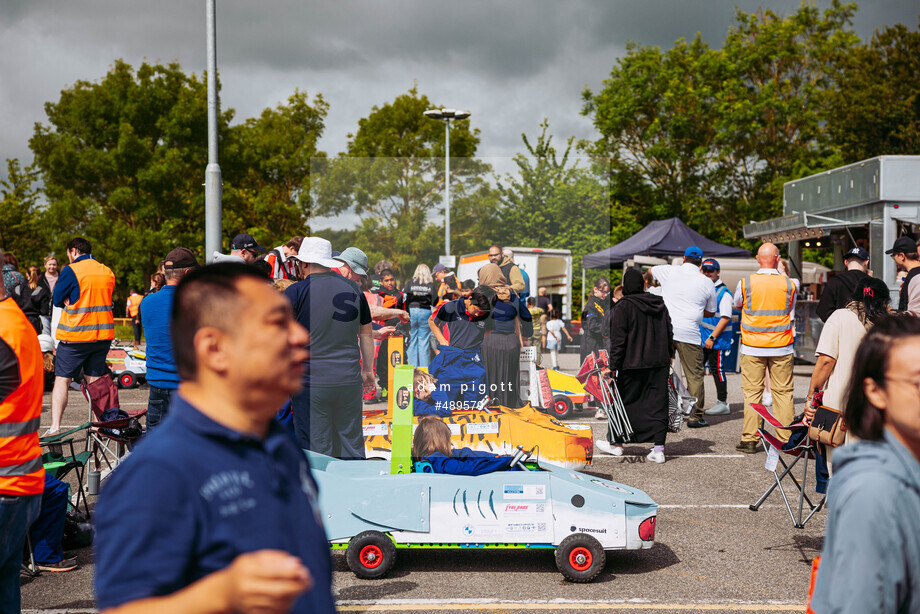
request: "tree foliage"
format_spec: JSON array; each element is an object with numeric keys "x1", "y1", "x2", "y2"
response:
[
  {"x1": 312, "y1": 86, "x2": 498, "y2": 275},
  {"x1": 582, "y1": 0, "x2": 861, "y2": 249},
  {"x1": 0, "y1": 159, "x2": 48, "y2": 266}
]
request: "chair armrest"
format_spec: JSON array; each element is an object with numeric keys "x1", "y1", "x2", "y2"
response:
[{"x1": 40, "y1": 422, "x2": 92, "y2": 443}]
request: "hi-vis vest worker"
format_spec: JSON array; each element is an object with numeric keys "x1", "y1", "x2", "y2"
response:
[
  {"x1": 57, "y1": 258, "x2": 116, "y2": 343},
  {"x1": 126, "y1": 292, "x2": 143, "y2": 318},
  {"x1": 0, "y1": 297, "x2": 45, "y2": 496},
  {"x1": 739, "y1": 274, "x2": 795, "y2": 348}
]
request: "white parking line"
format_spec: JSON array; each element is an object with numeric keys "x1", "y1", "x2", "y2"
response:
[{"x1": 334, "y1": 599, "x2": 806, "y2": 611}]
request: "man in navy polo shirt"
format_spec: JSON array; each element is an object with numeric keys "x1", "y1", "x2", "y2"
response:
[
  {"x1": 94, "y1": 263, "x2": 334, "y2": 614},
  {"x1": 139, "y1": 246, "x2": 198, "y2": 430},
  {"x1": 429, "y1": 286, "x2": 496, "y2": 351},
  {"x1": 284, "y1": 237, "x2": 374, "y2": 458}
]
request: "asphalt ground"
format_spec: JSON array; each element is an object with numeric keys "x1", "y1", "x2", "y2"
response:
[{"x1": 22, "y1": 352, "x2": 824, "y2": 614}]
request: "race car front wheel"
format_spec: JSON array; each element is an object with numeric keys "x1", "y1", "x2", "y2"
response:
[
  {"x1": 346, "y1": 531, "x2": 396, "y2": 579},
  {"x1": 118, "y1": 372, "x2": 136, "y2": 389},
  {"x1": 555, "y1": 533, "x2": 605, "y2": 582}
]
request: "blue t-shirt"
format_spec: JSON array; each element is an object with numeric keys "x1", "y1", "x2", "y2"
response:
[
  {"x1": 490, "y1": 294, "x2": 533, "y2": 337},
  {"x1": 284, "y1": 271, "x2": 371, "y2": 388},
  {"x1": 94, "y1": 394, "x2": 335, "y2": 614},
  {"x1": 433, "y1": 298, "x2": 493, "y2": 350},
  {"x1": 139, "y1": 285, "x2": 179, "y2": 389}
]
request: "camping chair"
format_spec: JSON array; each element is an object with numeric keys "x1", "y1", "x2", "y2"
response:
[
  {"x1": 748, "y1": 403, "x2": 826, "y2": 529},
  {"x1": 39, "y1": 427, "x2": 92, "y2": 519},
  {"x1": 81, "y1": 376, "x2": 146, "y2": 480}
]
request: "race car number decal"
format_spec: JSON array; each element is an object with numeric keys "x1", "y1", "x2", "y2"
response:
[{"x1": 503, "y1": 484, "x2": 546, "y2": 500}]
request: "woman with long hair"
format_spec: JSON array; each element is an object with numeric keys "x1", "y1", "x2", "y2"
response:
[
  {"x1": 403, "y1": 264, "x2": 436, "y2": 368},
  {"x1": 22, "y1": 265, "x2": 48, "y2": 334},
  {"x1": 477, "y1": 264, "x2": 532, "y2": 408},
  {"x1": 810, "y1": 315, "x2": 920, "y2": 613}
]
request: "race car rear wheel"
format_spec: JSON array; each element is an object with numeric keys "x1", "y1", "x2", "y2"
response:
[
  {"x1": 552, "y1": 395, "x2": 574, "y2": 419},
  {"x1": 555, "y1": 533, "x2": 605, "y2": 582},
  {"x1": 346, "y1": 531, "x2": 396, "y2": 579},
  {"x1": 118, "y1": 372, "x2": 136, "y2": 389}
]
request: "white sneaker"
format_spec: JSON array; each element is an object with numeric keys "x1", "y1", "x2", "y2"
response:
[
  {"x1": 594, "y1": 409, "x2": 606, "y2": 420},
  {"x1": 647, "y1": 450, "x2": 666, "y2": 464},
  {"x1": 595, "y1": 440, "x2": 623, "y2": 456},
  {"x1": 704, "y1": 400, "x2": 730, "y2": 415},
  {"x1": 762, "y1": 391, "x2": 773, "y2": 406}
]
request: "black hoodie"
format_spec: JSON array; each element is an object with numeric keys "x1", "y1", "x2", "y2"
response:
[{"x1": 608, "y1": 293, "x2": 674, "y2": 371}]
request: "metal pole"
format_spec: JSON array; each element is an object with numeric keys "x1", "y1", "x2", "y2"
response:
[
  {"x1": 204, "y1": 0, "x2": 222, "y2": 263},
  {"x1": 445, "y1": 119, "x2": 451, "y2": 258}
]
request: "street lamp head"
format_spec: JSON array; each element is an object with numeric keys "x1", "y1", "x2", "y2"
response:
[{"x1": 424, "y1": 108, "x2": 471, "y2": 121}]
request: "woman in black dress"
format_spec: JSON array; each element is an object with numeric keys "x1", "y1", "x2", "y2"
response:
[
  {"x1": 597, "y1": 268, "x2": 674, "y2": 463},
  {"x1": 478, "y1": 264, "x2": 533, "y2": 408}
]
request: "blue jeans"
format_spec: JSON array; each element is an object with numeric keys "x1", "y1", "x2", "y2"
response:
[
  {"x1": 0, "y1": 493, "x2": 41, "y2": 613},
  {"x1": 407, "y1": 307, "x2": 432, "y2": 368},
  {"x1": 292, "y1": 385, "x2": 365, "y2": 460},
  {"x1": 146, "y1": 385, "x2": 176, "y2": 430},
  {"x1": 31, "y1": 475, "x2": 68, "y2": 564}
]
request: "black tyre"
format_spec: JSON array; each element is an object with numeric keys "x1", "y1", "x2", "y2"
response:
[
  {"x1": 555, "y1": 533, "x2": 605, "y2": 582},
  {"x1": 118, "y1": 372, "x2": 136, "y2": 389},
  {"x1": 552, "y1": 395, "x2": 574, "y2": 419},
  {"x1": 346, "y1": 531, "x2": 396, "y2": 579}
]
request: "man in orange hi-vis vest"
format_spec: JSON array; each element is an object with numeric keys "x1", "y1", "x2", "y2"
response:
[
  {"x1": 48, "y1": 237, "x2": 116, "y2": 435},
  {"x1": 733, "y1": 243, "x2": 798, "y2": 452},
  {"x1": 0, "y1": 247, "x2": 44, "y2": 611},
  {"x1": 126, "y1": 288, "x2": 144, "y2": 345}
]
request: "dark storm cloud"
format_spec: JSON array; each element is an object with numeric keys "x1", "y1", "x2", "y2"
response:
[{"x1": 1, "y1": 0, "x2": 917, "y2": 189}]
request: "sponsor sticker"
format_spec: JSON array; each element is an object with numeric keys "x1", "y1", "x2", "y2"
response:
[
  {"x1": 465, "y1": 422, "x2": 500, "y2": 435},
  {"x1": 503, "y1": 503, "x2": 545, "y2": 515},
  {"x1": 362, "y1": 423, "x2": 389, "y2": 436},
  {"x1": 395, "y1": 386, "x2": 411, "y2": 410},
  {"x1": 570, "y1": 525, "x2": 607, "y2": 535},
  {"x1": 503, "y1": 484, "x2": 546, "y2": 500},
  {"x1": 505, "y1": 522, "x2": 548, "y2": 534}
]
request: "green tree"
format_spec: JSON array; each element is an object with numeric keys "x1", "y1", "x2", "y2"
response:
[
  {"x1": 582, "y1": 1, "x2": 860, "y2": 248},
  {"x1": 0, "y1": 158, "x2": 49, "y2": 267},
  {"x1": 224, "y1": 89, "x2": 329, "y2": 245},
  {"x1": 499, "y1": 120, "x2": 618, "y2": 295},
  {"x1": 29, "y1": 60, "x2": 226, "y2": 294},
  {"x1": 312, "y1": 87, "x2": 497, "y2": 275},
  {"x1": 826, "y1": 20, "x2": 920, "y2": 163}
]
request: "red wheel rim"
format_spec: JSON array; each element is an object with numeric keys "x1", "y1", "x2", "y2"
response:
[
  {"x1": 360, "y1": 545, "x2": 383, "y2": 569},
  {"x1": 554, "y1": 400, "x2": 567, "y2": 415},
  {"x1": 569, "y1": 546, "x2": 592, "y2": 571},
  {"x1": 120, "y1": 374, "x2": 132, "y2": 386}
]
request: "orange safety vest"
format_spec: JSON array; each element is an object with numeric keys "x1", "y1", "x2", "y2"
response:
[
  {"x1": 740, "y1": 274, "x2": 795, "y2": 348},
  {"x1": 0, "y1": 298, "x2": 45, "y2": 496},
  {"x1": 57, "y1": 258, "x2": 116, "y2": 343},
  {"x1": 126, "y1": 293, "x2": 143, "y2": 317}
]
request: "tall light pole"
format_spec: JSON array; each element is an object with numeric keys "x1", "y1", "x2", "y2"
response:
[
  {"x1": 424, "y1": 108, "x2": 470, "y2": 259},
  {"x1": 204, "y1": 0, "x2": 222, "y2": 263}
]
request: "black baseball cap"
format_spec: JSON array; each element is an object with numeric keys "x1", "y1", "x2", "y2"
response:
[
  {"x1": 230, "y1": 233, "x2": 266, "y2": 252},
  {"x1": 844, "y1": 247, "x2": 869, "y2": 261},
  {"x1": 885, "y1": 236, "x2": 917, "y2": 256}
]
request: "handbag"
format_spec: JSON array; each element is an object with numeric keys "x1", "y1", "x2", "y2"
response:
[{"x1": 808, "y1": 405, "x2": 847, "y2": 447}]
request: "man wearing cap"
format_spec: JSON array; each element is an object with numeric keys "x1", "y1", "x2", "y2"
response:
[
  {"x1": 699, "y1": 259, "x2": 733, "y2": 416},
  {"x1": 816, "y1": 247, "x2": 870, "y2": 322},
  {"x1": 650, "y1": 247, "x2": 718, "y2": 427},
  {"x1": 212, "y1": 233, "x2": 266, "y2": 264},
  {"x1": 733, "y1": 243, "x2": 798, "y2": 452},
  {"x1": 887, "y1": 236, "x2": 920, "y2": 315},
  {"x1": 140, "y1": 247, "x2": 199, "y2": 429},
  {"x1": 284, "y1": 238, "x2": 374, "y2": 458}
]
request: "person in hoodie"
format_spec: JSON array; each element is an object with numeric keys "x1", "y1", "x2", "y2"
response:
[
  {"x1": 596, "y1": 268, "x2": 674, "y2": 463},
  {"x1": 811, "y1": 315, "x2": 920, "y2": 614}
]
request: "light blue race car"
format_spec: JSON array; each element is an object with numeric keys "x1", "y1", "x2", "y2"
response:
[{"x1": 308, "y1": 367, "x2": 658, "y2": 582}]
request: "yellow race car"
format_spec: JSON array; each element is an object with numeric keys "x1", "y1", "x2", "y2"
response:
[
  {"x1": 362, "y1": 403, "x2": 593, "y2": 470},
  {"x1": 544, "y1": 368, "x2": 590, "y2": 419}
]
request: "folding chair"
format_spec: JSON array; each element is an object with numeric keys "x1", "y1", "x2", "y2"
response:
[
  {"x1": 81, "y1": 376, "x2": 146, "y2": 480},
  {"x1": 39, "y1": 427, "x2": 92, "y2": 519},
  {"x1": 21, "y1": 534, "x2": 39, "y2": 577},
  {"x1": 747, "y1": 403, "x2": 826, "y2": 529}
]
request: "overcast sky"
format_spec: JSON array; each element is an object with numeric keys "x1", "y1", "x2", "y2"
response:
[{"x1": 1, "y1": 0, "x2": 917, "y2": 188}]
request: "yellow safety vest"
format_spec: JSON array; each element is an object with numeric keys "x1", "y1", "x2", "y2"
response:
[
  {"x1": 57, "y1": 258, "x2": 116, "y2": 343},
  {"x1": 740, "y1": 274, "x2": 795, "y2": 348},
  {"x1": 0, "y1": 298, "x2": 45, "y2": 496}
]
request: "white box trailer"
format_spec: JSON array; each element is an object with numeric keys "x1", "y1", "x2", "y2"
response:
[{"x1": 458, "y1": 248, "x2": 573, "y2": 320}]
